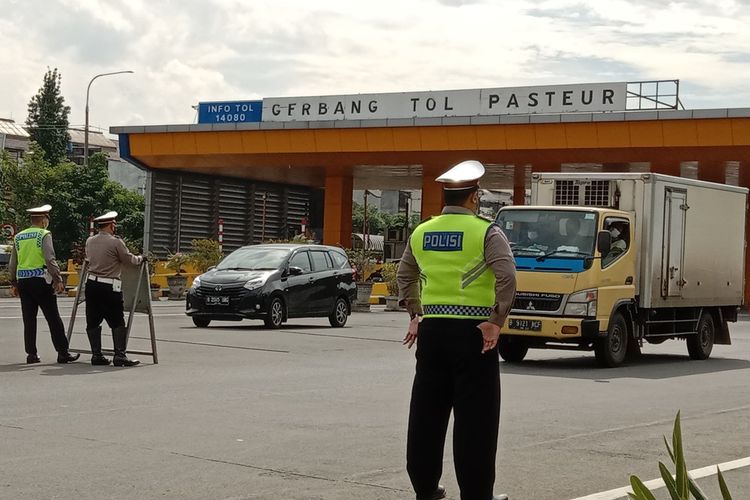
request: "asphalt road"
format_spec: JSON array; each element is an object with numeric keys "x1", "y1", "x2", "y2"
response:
[{"x1": 1, "y1": 297, "x2": 748, "y2": 499}]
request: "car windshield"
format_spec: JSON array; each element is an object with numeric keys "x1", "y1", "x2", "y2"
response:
[
  {"x1": 216, "y1": 247, "x2": 291, "y2": 271},
  {"x1": 495, "y1": 209, "x2": 596, "y2": 257}
]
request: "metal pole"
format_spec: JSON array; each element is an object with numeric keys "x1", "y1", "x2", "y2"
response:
[
  {"x1": 144, "y1": 262, "x2": 159, "y2": 364},
  {"x1": 363, "y1": 190, "x2": 368, "y2": 251},
  {"x1": 261, "y1": 192, "x2": 267, "y2": 242},
  {"x1": 125, "y1": 260, "x2": 145, "y2": 344},
  {"x1": 218, "y1": 218, "x2": 224, "y2": 253},
  {"x1": 66, "y1": 260, "x2": 89, "y2": 343},
  {"x1": 84, "y1": 70, "x2": 134, "y2": 167}
]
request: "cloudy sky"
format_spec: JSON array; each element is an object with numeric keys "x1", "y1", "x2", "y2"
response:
[{"x1": 2, "y1": 0, "x2": 750, "y2": 132}]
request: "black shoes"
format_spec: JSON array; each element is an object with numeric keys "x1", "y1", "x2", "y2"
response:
[
  {"x1": 112, "y1": 327, "x2": 139, "y2": 367},
  {"x1": 431, "y1": 486, "x2": 446, "y2": 500},
  {"x1": 91, "y1": 354, "x2": 111, "y2": 366},
  {"x1": 419, "y1": 486, "x2": 508, "y2": 500},
  {"x1": 113, "y1": 355, "x2": 140, "y2": 367},
  {"x1": 26, "y1": 354, "x2": 41, "y2": 364},
  {"x1": 57, "y1": 352, "x2": 80, "y2": 364}
]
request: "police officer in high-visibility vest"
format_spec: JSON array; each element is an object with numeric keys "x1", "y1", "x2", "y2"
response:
[
  {"x1": 397, "y1": 161, "x2": 516, "y2": 500},
  {"x1": 8, "y1": 204, "x2": 80, "y2": 364},
  {"x1": 84, "y1": 211, "x2": 144, "y2": 367}
]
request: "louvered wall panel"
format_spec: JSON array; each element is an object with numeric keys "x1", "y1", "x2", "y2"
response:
[
  {"x1": 218, "y1": 181, "x2": 252, "y2": 251},
  {"x1": 286, "y1": 187, "x2": 310, "y2": 237},
  {"x1": 148, "y1": 171, "x2": 315, "y2": 256},
  {"x1": 150, "y1": 173, "x2": 179, "y2": 257},
  {"x1": 253, "y1": 188, "x2": 284, "y2": 242},
  {"x1": 178, "y1": 177, "x2": 214, "y2": 251}
]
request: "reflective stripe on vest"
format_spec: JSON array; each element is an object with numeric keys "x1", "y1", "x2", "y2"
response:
[
  {"x1": 410, "y1": 214, "x2": 495, "y2": 320},
  {"x1": 15, "y1": 227, "x2": 49, "y2": 279}
]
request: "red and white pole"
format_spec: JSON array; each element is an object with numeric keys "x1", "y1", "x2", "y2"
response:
[
  {"x1": 88, "y1": 217, "x2": 95, "y2": 236},
  {"x1": 218, "y1": 218, "x2": 224, "y2": 253}
]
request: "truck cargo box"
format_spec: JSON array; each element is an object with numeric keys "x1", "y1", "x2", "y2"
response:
[{"x1": 531, "y1": 173, "x2": 747, "y2": 309}]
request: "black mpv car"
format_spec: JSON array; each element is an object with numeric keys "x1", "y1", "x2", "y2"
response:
[{"x1": 186, "y1": 244, "x2": 357, "y2": 328}]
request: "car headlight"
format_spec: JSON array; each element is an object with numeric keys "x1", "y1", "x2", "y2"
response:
[
  {"x1": 243, "y1": 279, "x2": 265, "y2": 291},
  {"x1": 564, "y1": 289, "x2": 597, "y2": 317},
  {"x1": 191, "y1": 275, "x2": 202, "y2": 289}
]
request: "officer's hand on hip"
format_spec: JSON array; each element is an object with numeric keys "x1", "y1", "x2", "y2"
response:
[
  {"x1": 477, "y1": 321, "x2": 501, "y2": 353},
  {"x1": 403, "y1": 315, "x2": 422, "y2": 349},
  {"x1": 54, "y1": 282, "x2": 65, "y2": 294}
]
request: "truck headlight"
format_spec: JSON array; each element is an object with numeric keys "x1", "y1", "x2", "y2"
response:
[
  {"x1": 564, "y1": 289, "x2": 597, "y2": 317},
  {"x1": 191, "y1": 275, "x2": 202, "y2": 289},
  {"x1": 243, "y1": 279, "x2": 265, "y2": 291}
]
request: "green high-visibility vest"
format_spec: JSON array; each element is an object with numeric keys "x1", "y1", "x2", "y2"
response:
[
  {"x1": 14, "y1": 227, "x2": 49, "y2": 279},
  {"x1": 410, "y1": 214, "x2": 495, "y2": 319}
]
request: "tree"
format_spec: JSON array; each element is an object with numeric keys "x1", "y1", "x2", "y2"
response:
[
  {"x1": 0, "y1": 149, "x2": 145, "y2": 260},
  {"x1": 352, "y1": 202, "x2": 422, "y2": 236},
  {"x1": 352, "y1": 202, "x2": 386, "y2": 235},
  {"x1": 26, "y1": 68, "x2": 71, "y2": 164}
]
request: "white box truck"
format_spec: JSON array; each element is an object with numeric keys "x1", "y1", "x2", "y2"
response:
[{"x1": 495, "y1": 172, "x2": 747, "y2": 367}]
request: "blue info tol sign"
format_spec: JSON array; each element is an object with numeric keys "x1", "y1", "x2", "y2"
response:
[{"x1": 198, "y1": 100, "x2": 263, "y2": 124}]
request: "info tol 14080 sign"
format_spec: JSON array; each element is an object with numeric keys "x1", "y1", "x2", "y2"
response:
[{"x1": 198, "y1": 100, "x2": 262, "y2": 124}]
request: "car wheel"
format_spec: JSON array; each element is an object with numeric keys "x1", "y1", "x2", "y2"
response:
[
  {"x1": 498, "y1": 336, "x2": 528, "y2": 362},
  {"x1": 192, "y1": 317, "x2": 210, "y2": 328},
  {"x1": 328, "y1": 297, "x2": 349, "y2": 328},
  {"x1": 595, "y1": 311, "x2": 629, "y2": 368},
  {"x1": 264, "y1": 297, "x2": 285, "y2": 329},
  {"x1": 687, "y1": 312, "x2": 715, "y2": 360}
]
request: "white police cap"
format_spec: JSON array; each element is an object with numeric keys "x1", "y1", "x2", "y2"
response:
[
  {"x1": 435, "y1": 160, "x2": 485, "y2": 190},
  {"x1": 94, "y1": 211, "x2": 118, "y2": 224},
  {"x1": 26, "y1": 204, "x2": 52, "y2": 215}
]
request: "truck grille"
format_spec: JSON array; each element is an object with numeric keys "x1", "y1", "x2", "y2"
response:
[
  {"x1": 554, "y1": 180, "x2": 578, "y2": 205},
  {"x1": 554, "y1": 180, "x2": 612, "y2": 206},
  {"x1": 512, "y1": 292, "x2": 563, "y2": 312},
  {"x1": 584, "y1": 180, "x2": 611, "y2": 206},
  {"x1": 195, "y1": 284, "x2": 247, "y2": 298}
]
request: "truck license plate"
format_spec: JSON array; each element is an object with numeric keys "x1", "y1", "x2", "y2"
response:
[
  {"x1": 508, "y1": 319, "x2": 542, "y2": 331},
  {"x1": 206, "y1": 296, "x2": 229, "y2": 305}
]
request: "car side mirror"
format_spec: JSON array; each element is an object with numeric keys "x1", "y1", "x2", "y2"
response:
[
  {"x1": 288, "y1": 266, "x2": 304, "y2": 276},
  {"x1": 597, "y1": 230, "x2": 612, "y2": 256}
]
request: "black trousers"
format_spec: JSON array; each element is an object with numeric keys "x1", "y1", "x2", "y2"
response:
[
  {"x1": 17, "y1": 277, "x2": 69, "y2": 356},
  {"x1": 407, "y1": 318, "x2": 501, "y2": 500},
  {"x1": 85, "y1": 280, "x2": 126, "y2": 331}
]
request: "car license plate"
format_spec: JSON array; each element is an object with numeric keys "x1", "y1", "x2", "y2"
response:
[
  {"x1": 206, "y1": 296, "x2": 229, "y2": 305},
  {"x1": 508, "y1": 319, "x2": 542, "y2": 331}
]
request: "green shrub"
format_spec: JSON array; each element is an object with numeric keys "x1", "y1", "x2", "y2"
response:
[
  {"x1": 628, "y1": 411, "x2": 733, "y2": 500},
  {"x1": 0, "y1": 269, "x2": 12, "y2": 286},
  {"x1": 381, "y1": 262, "x2": 399, "y2": 296},
  {"x1": 188, "y1": 239, "x2": 223, "y2": 273}
]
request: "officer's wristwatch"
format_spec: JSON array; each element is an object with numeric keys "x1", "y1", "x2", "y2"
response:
[{"x1": 410, "y1": 312, "x2": 423, "y2": 320}]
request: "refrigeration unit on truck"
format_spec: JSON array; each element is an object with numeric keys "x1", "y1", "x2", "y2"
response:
[{"x1": 496, "y1": 172, "x2": 747, "y2": 367}]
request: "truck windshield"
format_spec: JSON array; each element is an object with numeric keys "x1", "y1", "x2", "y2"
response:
[{"x1": 495, "y1": 209, "x2": 597, "y2": 262}]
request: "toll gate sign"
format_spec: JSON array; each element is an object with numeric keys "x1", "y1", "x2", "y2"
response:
[{"x1": 198, "y1": 100, "x2": 263, "y2": 124}]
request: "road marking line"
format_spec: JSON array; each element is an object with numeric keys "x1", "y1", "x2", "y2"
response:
[
  {"x1": 570, "y1": 455, "x2": 750, "y2": 500},
  {"x1": 0, "y1": 313, "x2": 187, "y2": 319}
]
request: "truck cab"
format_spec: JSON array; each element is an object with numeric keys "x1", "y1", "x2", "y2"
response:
[{"x1": 496, "y1": 206, "x2": 635, "y2": 366}]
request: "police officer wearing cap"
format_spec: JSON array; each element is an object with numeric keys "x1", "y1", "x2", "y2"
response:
[
  {"x1": 8, "y1": 205, "x2": 80, "y2": 364},
  {"x1": 397, "y1": 161, "x2": 516, "y2": 500},
  {"x1": 84, "y1": 211, "x2": 144, "y2": 367}
]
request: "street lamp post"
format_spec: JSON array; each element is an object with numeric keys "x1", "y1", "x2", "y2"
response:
[{"x1": 84, "y1": 70, "x2": 134, "y2": 167}]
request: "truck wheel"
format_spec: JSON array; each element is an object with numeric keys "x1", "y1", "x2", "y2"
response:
[
  {"x1": 192, "y1": 317, "x2": 210, "y2": 328},
  {"x1": 264, "y1": 297, "x2": 285, "y2": 329},
  {"x1": 687, "y1": 312, "x2": 715, "y2": 360},
  {"x1": 498, "y1": 336, "x2": 528, "y2": 363},
  {"x1": 595, "y1": 311, "x2": 629, "y2": 368}
]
